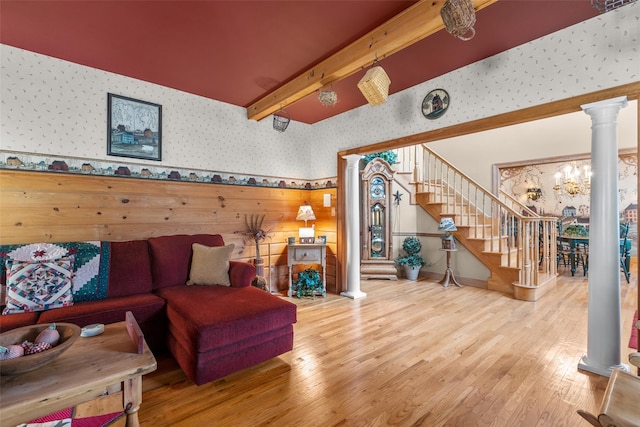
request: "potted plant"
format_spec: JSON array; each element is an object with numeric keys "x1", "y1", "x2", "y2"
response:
[
  {"x1": 395, "y1": 237, "x2": 429, "y2": 280},
  {"x1": 294, "y1": 268, "x2": 323, "y2": 298},
  {"x1": 363, "y1": 150, "x2": 397, "y2": 165},
  {"x1": 562, "y1": 224, "x2": 588, "y2": 237},
  {"x1": 244, "y1": 214, "x2": 271, "y2": 290}
]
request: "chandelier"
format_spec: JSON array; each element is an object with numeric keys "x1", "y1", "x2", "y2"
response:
[{"x1": 554, "y1": 162, "x2": 591, "y2": 197}]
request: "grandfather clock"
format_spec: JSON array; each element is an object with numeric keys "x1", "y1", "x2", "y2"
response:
[{"x1": 360, "y1": 158, "x2": 397, "y2": 280}]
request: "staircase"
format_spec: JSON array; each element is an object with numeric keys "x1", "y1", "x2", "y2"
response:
[{"x1": 402, "y1": 145, "x2": 558, "y2": 301}]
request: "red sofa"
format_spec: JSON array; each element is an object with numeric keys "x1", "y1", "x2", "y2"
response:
[{"x1": 0, "y1": 234, "x2": 297, "y2": 386}]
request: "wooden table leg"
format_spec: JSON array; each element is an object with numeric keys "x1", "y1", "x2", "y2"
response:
[
  {"x1": 439, "y1": 250, "x2": 462, "y2": 288},
  {"x1": 123, "y1": 376, "x2": 142, "y2": 427}
]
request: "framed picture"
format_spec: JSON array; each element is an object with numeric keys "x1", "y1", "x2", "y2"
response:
[
  {"x1": 421, "y1": 89, "x2": 450, "y2": 120},
  {"x1": 441, "y1": 237, "x2": 456, "y2": 250},
  {"x1": 299, "y1": 237, "x2": 315, "y2": 244},
  {"x1": 107, "y1": 93, "x2": 162, "y2": 161}
]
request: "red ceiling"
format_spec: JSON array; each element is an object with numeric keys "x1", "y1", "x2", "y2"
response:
[{"x1": 0, "y1": 1, "x2": 599, "y2": 124}]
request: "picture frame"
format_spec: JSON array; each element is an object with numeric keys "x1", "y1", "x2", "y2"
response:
[
  {"x1": 421, "y1": 89, "x2": 450, "y2": 120},
  {"x1": 299, "y1": 237, "x2": 315, "y2": 244},
  {"x1": 441, "y1": 237, "x2": 456, "y2": 250},
  {"x1": 107, "y1": 93, "x2": 162, "y2": 161}
]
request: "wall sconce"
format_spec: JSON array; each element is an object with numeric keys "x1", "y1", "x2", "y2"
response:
[
  {"x1": 273, "y1": 109, "x2": 290, "y2": 132},
  {"x1": 296, "y1": 205, "x2": 316, "y2": 243},
  {"x1": 526, "y1": 187, "x2": 542, "y2": 201},
  {"x1": 438, "y1": 217, "x2": 457, "y2": 250}
]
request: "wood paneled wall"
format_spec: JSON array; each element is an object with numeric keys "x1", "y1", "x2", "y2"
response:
[{"x1": 0, "y1": 170, "x2": 338, "y2": 293}]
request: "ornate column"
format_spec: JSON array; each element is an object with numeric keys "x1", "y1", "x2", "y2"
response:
[
  {"x1": 341, "y1": 154, "x2": 366, "y2": 299},
  {"x1": 578, "y1": 96, "x2": 629, "y2": 377}
]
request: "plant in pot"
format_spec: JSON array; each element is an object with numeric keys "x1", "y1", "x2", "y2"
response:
[
  {"x1": 395, "y1": 237, "x2": 429, "y2": 280},
  {"x1": 362, "y1": 150, "x2": 397, "y2": 165},
  {"x1": 244, "y1": 214, "x2": 271, "y2": 290},
  {"x1": 562, "y1": 224, "x2": 588, "y2": 237},
  {"x1": 295, "y1": 268, "x2": 324, "y2": 298}
]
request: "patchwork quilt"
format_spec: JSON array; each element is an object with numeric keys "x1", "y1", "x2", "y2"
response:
[{"x1": 0, "y1": 241, "x2": 110, "y2": 304}]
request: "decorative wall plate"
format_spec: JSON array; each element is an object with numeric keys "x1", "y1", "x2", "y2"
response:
[{"x1": 422, "y1": 89, "x2": 450, "y2": 119}]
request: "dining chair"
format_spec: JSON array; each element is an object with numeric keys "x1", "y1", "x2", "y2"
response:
[
  {"x1": 576, "y1": 242, "x2": 588, "y2": 276},
  {"x1": 620, "y1": 222, "x2": 631, "y2": 283},
  {"x1": 557, "y1": 239, "x2": 571, "y2": 269}
]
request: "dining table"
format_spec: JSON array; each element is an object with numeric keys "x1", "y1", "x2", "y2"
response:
[
  {"x1": 559, "y1": 234, "x2": 631, "y2": 278},
  {"x1": 559, "y1": 234, "x2": 589, "y2": 276}
]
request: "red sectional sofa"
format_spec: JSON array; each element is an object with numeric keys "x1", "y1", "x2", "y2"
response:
[{"x1": 0, "y1": 234, "x2": 297, "y2": 386}]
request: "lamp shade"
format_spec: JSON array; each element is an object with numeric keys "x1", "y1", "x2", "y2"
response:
[
  {"x1": 438, "y1": 217, "x2": 457, "y2": 232},
  {"x1": 296, "y1": 205, "x2": 316, "y2": 222}
]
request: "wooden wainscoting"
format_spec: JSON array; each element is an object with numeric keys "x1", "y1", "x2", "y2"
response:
[{"x1": 0, "y1": 169, "x2": 338, "y2": 293}]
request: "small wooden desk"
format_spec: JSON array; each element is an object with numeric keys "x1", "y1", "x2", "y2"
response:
[
  {"x1": 288, "y1": 243, "x2": 326, "y2": 297},
  {"x1": 0, "y1": 321, "x2": 157, "y2": 427}
]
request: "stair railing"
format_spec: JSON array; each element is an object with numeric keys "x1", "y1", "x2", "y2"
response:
[{"x1": 417, "y1": 144, "x2": 558, "y2": 287}]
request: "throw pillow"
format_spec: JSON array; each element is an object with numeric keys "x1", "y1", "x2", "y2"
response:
[
  {"x1": 0, "y1": 241, "x2": 109, "y2": 302},
  {"x1": 3, "y1": 256, "x2": 75, "y2": 314},
  {"x1": 186, "y1": 243, "x2": 234, "y2": 287}
]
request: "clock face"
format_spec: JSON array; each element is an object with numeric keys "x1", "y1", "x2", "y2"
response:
[{"x1": 370, "y1": 177, "x2": 385, "y2": 199}]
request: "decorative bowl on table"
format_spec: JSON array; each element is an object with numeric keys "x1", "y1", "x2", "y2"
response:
[{"x1": 0, "y1": 323, "x2": 81, "y2": 375}]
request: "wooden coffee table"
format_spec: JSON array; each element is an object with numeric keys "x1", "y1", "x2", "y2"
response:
[{"x1": 0, "y1": 315, "x2": 157, "y2": 427}]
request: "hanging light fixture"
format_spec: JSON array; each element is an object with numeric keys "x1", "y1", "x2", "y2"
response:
[
  {"x1": 591, "y1": 0, "x2": 636, "y2": 13},
  {"x1": 357, "y1": 64, "x2": 391, "y2": 107},
  {"x1": 272, "y1": 109, "x2": 290, "y2": 132},
  {"x1": 554, "y1": 162, "x2": 591, "y2": 197},
  {"x1": 440, "y1": 0, "x2": 476, "y2": 41},
  {"x1": 318, "y1": 85, "x2": 338, "y2": 107}
]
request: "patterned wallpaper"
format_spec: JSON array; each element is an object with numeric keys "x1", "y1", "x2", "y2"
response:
[
  {"x1": 0, "y1": 45, "x2": 319, "y2": 183},
  {"x1": 1, "y1": 2, "x2": 638, "y2": 182},
  {"x1": 316, "y1": 3, "x2": 639, "y2": 161},
  {"x1": 499, "y1": 154, "x2": 638, "y2": 218}
]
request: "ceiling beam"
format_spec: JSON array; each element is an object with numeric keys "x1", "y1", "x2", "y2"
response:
[{"x1": 246, "y1": 0, "x2": 498, "y2": 122}]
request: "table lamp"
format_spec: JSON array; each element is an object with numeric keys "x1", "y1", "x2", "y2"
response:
[
  {"x1": 438, "y1": 217, "x2": 457, "y2": 249},
  {"x1": 296, "y1": 205, "x2": 316, "y2": 242}
]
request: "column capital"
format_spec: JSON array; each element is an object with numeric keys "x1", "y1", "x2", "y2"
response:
[
  {"x1": 581, "y1": 96, "x2": 628, "y2": 122},
  {"x1": 342, "y1": 154, "x2": 363, "y2": 164}
]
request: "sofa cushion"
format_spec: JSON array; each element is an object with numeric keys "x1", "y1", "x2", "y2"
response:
[
  {"x1": 37, "y1": 293, "x2": 165, "y2": 327},
  {"x1": 148, "y1": 234, "x2": 225, "y2": 289},
  {"x1": 3, "y1": 256, "x2": 75, "y2": 314},
  {"x1": 167, "y1": 324, "x2": 293, "y2": 385},
  {"x1": 156, "y1": 285, "x2": 297, "y2": 353},
  {"x1": 0, "y1": 311, "x2": 39, "y2": 332},
  {"x1": 107, "y1": 240, "x2": 153, "y2": 297},
  {"x1": 0, "y1": 241, "x2": 110, "y2": 302},
  {"x1": 187, "y1": 243, "x2": 234, "y2": 287}
]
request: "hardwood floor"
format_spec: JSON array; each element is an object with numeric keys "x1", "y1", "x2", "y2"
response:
[{"x1": 139, "y1": 273, "x2": 637, "y2": 426}]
